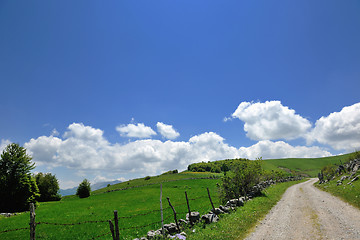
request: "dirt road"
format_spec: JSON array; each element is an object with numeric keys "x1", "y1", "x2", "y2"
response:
[{"x1": 245, "y1": 178, "x2": 360, "y2": 240}]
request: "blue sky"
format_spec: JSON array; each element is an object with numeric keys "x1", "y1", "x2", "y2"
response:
[{"x1": 1, "y1": 1, "x2": 360, "y2": 189}]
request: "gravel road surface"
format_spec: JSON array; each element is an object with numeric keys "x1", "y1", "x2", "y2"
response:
[{"x1": 245, "y1": 178, "x2": 360, "y2": 240}]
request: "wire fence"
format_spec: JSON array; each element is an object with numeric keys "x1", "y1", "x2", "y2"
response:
[
  {"x1": 0, "y1": 186, "x2": 217, "y2": 240},
  {"x1": 1, "y1": 177, "x2": 301, "y2": 239}
]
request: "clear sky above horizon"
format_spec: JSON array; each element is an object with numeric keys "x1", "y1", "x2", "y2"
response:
[{"x1": 1, "y1": 1, "x2": 360, "y2": 189}]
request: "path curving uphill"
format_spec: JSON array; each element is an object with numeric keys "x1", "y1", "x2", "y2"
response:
[{"x1": 245, "y1": 178, "x2": 360, "y2": 240}]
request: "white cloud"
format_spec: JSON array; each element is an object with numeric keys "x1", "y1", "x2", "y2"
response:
[
  {"x1": 25, "y1": 136, "x2": 62, "y2": 167},
  {"x1": 25, "y1": 123, "x2": 241, "y2": 177},
  {"x1": 116, "y1": 123, "x2": 156, "y2": 138},
  {"x1": 239, "y1": 140, "x2": 331, "y2": 160},
  {"x1": 0, "y1": 139, "x2": 11, "y2": 153},
  {"x1": 25, "y1": 123, "x2": 332, "y2": 181},
  {"x1": 307, "y1": 102, "x2": 360, "y2": 151},
  {"x1": 92, "y1": 175, "x2": 127, "y2": 184},
  {"x1": 231, "y1": 101, "x2": 312, "y2": 141},
  {"x1": 51, "y1": 129, "x2": 59, "y2": 136},
  {"x1": 58, "y1": 179, "x2": 79, "y2": 190},
  {"x1": 156, "y1": 122, "x2": 180, "y2": 139}
]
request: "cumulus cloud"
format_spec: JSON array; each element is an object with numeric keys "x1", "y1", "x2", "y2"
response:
[
  {"x1": 156, "y1": 122, "x2": 180, "y2": 139},
  {"x1": 231, "y1": 101, "x2": 312, "y2": 141},
  {"x1": 307, "y1": 103, "x2": 360, "y2": 151},
  {"x1": 91, "y1": 175, "x2": 127, "y2": 184},
  {"x1": 239, "y1": 140, "x2": 331, "y2": 160},
  {"x1": 0, "y1": 139, "x2": 11, "y2": 153},
  {"x1": 116, "y1": 123, "x2": 156, "y2": 138},
  {"x1": 25, "y1": 123, "x2": 332, "y2": 180}
]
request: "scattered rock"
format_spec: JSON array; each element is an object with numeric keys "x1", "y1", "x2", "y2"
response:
[
  {"x1": 0, "y1": 213, "x2": 16, "y2": 217},
  {"x1": 350, "y1": 175, "x2": 359, "y2": 183},
  {"x1": 340, "y1": 176, "x2": 348, "y2": 181},
  {"x1": 178, "y1": 219, "x2": 189, "y2": 226},
  {"x1": 164, "y1": 223, "x2": 178, "y2": 234},
  {"x1": 211, "y1": 208, "x2": 224, "y2": 215},
  {"x1": 147, "y1": 229, "x2": 163, "y2": 238},
  {"x1": 219, "y1": 205, "x2": 231, "y2": 213},
  {"x1": 201, "y1": 213, "x2": 219, "y2": 224},
  {"x1": 186, "y1": 212, "x2": 200, "y2": 223}
]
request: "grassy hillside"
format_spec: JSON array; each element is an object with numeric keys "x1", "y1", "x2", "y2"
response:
[
  {"x1": 1, "y1": 153, "x2": 353, "y2": 239},
  {"x1": 0, "y1": 172, "x2": 221, "y2": 240},
  {"x1": 315, "y1": 175, "x2": 360, "y2": 209},
  {"x1": 92, "y1": 171, "x2": 220, "y2": 195},
  {"x1": 262, "y1": 153, "x2": 352, "y2": 177}
]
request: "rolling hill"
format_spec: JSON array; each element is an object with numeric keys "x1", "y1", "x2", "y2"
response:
[{"x1": 0, "y1": 153, "x2": 355, "y2": 239}]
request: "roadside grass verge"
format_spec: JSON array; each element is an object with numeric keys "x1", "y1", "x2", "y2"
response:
[
  {"x1": 185, "y1": 179, "x2": 306, "y2": 240},
  {"x1": 315, "y1": 176, "x2": 360, "y2": 209},
  {"x1": 0, "y1": 175, "x2": 220, "y2": 240}
]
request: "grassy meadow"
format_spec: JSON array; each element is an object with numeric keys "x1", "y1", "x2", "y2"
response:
[
  {"x1": 262, "y1": 153, "x2": 352, "y2": 177},
  {"x1": 1, "y1": 153, "x2": 353, "y2": 239},
  {"x1": 0, "y1": 172, "x2": 221, "y2": 240}
]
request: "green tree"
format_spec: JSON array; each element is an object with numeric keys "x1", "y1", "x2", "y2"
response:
[
  {"x1": 0, "y1": 143, "x2": 39, "y2": 212},
  {"x1": 35, "y1": 172, "x2": 61, "y2": 202},
  {"x1": 76, "y1": 179, "x2": 91, "y2": 198}
]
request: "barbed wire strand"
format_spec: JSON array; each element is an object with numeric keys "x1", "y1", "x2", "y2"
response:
[
  {"x1": 36, "y1": 220, "x2": 108, "y2": 226},
  {"x1": 118, "y1": 205, "x2": 172, "y2": 219},
  {"x1": 119, "y1": 215, "x2": 173, "y2": 231},
  {"x1": 89, "y1": 230, "x2": 112, "y2": 240},
  {"x1": 0, "y1": 227, "x2": 28, "y2": 234}
]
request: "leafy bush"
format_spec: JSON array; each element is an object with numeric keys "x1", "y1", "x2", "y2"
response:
[
  {"x1": 187, "y1": 158, "x2": 248, "y2": 173},
  {"x1": 262, "y1": 169, "x2": 290, "y2": 181},
  {"x1": 321, "y1": 164, "x2": 337, "y2": 181},
  {"x1": 144, "y1": 176, "x2": 151, "y2": 180},
  {"x1": 76, "y1": 179, "x2": 91, "y2": 198},
  {"x1": 35, "y1": 172, "x2": 61, "y2": 202},
  {"x1": 348, "y1": 150, "x2": 360, "y2": 163},
  {"x1": 161, "y1": 169, "x2": 178, "y2": 175},
  {"x1": 0, "y1": 143, "x2": 39, "y2": 212},
  {"x1": 219, "y1": 160, "x2": 262, "y2": 203}
]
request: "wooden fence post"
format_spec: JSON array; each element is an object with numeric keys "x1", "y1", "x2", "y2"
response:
[
  {"x1": 30, "y1": 203, "x2": 36, "y2": 240},
  {"x1": 207, "y1": 188, "x2": 215, "y2": 212},
  {"x1": 114, "y1": 210, "x2": 120, "y2": 240},
  {"x1": 185, "y1": 191, "x2": 192, "y2": 225},
  {"x1": 108, "y1": 220, "x2": 115, "y2": 240},
  {"x1": 160, "y1": 184, "x2": 165, "y2": 238},
  {"x1": 166, "y1": 197, "x2": 180, "y2": 232}
]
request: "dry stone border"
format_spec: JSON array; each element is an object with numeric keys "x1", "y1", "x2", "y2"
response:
[
  {"x1": 323, "y1": 157, "x2": 360, "y2": 186},
  {"x1": 134, "y1": 176, "x2": 302, "y2": 240}
]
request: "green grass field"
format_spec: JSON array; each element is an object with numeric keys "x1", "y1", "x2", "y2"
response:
[
  {"x1": 262, "y1": 153, "x2": 352, "y2": 177},
  {"x1": 0, "y1": 172, "x2": 221, "y2": 240},
  {"x1": 0, "y1": 153, "x2": 354, "y2": 239}
]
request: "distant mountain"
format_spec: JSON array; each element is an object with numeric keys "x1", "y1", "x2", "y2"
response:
[
  {"x1": 59, "y1": 179, "x2": 122, "y2": 196},
  {"x1": 59, "y1": 187, "x2": 77, "y2": 196},
  {"x1": 91, "y1": 180, "x2": 122, "y2": 191}
]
